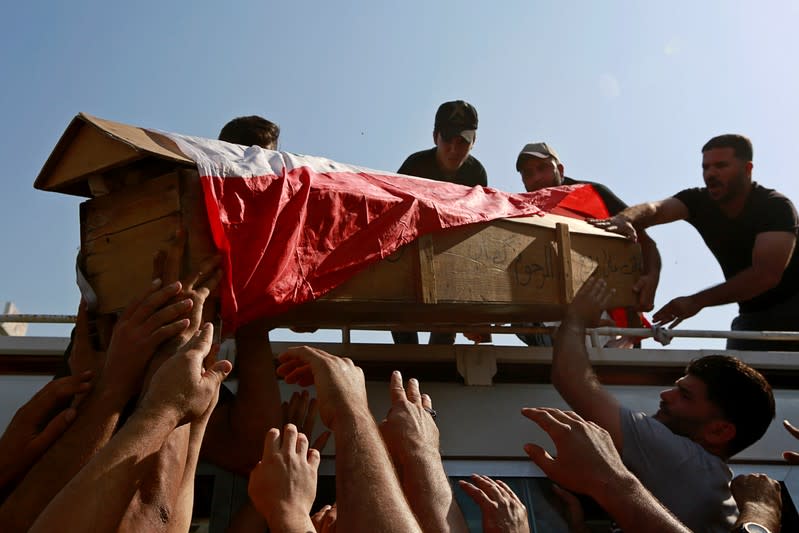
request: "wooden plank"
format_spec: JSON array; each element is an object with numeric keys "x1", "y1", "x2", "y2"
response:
[
  {"x1": 417, "y1": 234, "x2": 437, "y2": 304},
  {"x1": 83, "y1": 214, "x2": 182, "y2": 314},
  {"x1": 555, "y1": 223, "x2": 574, "y2": 304},
  {"x1": 82, "y1": 172, "x2": 181, "y2": 242}
]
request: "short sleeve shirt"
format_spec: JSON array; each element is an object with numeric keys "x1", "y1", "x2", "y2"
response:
[
  {"x1": 673, "y1": 183, "x2": 799, "y2": 312},
  {"x1": 620, "y1": 407, "x2": 737, "y2": 532}
]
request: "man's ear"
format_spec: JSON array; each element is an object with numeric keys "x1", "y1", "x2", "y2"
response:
[
  {"x1": 433, "y1": 130, "x2": 439, "y2": 146},
  {"x1": 745, "y1": 161, "x2": 754, "y2": 177},
  {"x1": 557, "y1": 163, "x2": 565, "y2": 176},
  {"x1": 706, "y1": 419, "x2": 736, "y2": 447}
]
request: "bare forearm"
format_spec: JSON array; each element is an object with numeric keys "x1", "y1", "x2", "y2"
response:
[
  {"x1": 0, "y1": 388, "x2": 129, "y2": 530},
  {"x1": 30, "y1": 409, "x2": 178, "y2": 533},
  {"x1": 202, "y1": 335, "x2": 281, "y2": 473},
  {"x1": 617, "y1": 203, "x2": 660, "y2": 229},
  {"x1": 401, "y1": 450, "x2": 467, "y2": 533},
  {"x1": 335, "y1": 409, "x2": 423, "y2": 533},
  {"x1": 596, "y1": 473, "x2": 691, "y2": 533},
  {"x1": 693, "y1": 266, "x2": 780, "y2": 310}
]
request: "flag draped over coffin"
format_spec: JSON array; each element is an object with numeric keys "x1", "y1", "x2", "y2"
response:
[{"x1": 166, "y1": 133, "x2": 611, "y2": 332}]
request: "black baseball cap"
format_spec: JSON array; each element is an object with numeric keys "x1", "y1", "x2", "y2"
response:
[{"x1": 434, "y1": 100, "x2": 478, "y2": 143}]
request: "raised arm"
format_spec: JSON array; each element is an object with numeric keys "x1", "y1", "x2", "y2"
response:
[
  {"x1": 730, "y1": 473, "x2": 781, "y2": 533},
  {"x1": 0, "y1": 281, "x2": 190, "y2": 531},
  {"x1": 0, "y1": 372, "x2": 92, "y2": 500},
  {"x1": 551, "y1": 277, "x2": 623, "y2": 450},
  {"x1": 30, "y1": 323, "x2": 231, "y2": 533},
  {"x1": 380, "y1": 371, "x2": 468, "y2": 533},
  {"x1": 201, "y1": 319, "x2": 282, "y2": 475},
  {"x1": 522, "y1": 407, "x2": 690, "y2": 533},
  {"x1": 653, "y1": 230, "x2": 796, "y2": 327},
  {"x1": 277, "y1": 346, "x2": 422, "y2": 533},
  {"x1": 248, "y1": 424, "x2": 319, "y2": 533}
]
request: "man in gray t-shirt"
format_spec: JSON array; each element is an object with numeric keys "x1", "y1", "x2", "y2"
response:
[{"x1": 542, "y1": 277, "x2": 774, "y2": 532}]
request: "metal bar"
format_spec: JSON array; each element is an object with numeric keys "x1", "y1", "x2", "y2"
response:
[
  {"x1": 2, "y1": 315, "x2": 799, "y2": 343},
  {"x1": 0, "y1": 314, "x2": 77, "y2": 324}
]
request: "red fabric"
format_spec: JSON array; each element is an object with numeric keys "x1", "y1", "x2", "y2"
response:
[{"x1": 201, "y1": 168, "x2": 579, "y2": 332}]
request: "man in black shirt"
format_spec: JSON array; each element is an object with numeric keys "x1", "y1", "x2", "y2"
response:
[
  {"x1": 591, "y1": 134, "x2": 799, "y2": 351},
  {"x1": 392, "y1": 100, "x2": 487, "y2": 345}
]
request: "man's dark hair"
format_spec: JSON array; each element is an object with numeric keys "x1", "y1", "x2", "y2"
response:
[
  {"x1": 218, "y1": 115, "x2": 280, "y2": 149},
  {"x1": 701, "y1": 134, "x2": 753, "y2": 162},
  {"x1": 686, "y1": 355, "x2": 774, "y2": 457}
]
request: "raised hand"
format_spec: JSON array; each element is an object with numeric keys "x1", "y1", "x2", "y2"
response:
[
  {"x1": 730, "y1": 473, "x2": 781, "y2": 533},
  {"x1": 139, "y1": 323, "x2": 232, "y2": 426},
  {"x1": 564, "y1": 276, "x2": 614, "y2": 328},
  {"x1": 276, "y1": 346, "x2": 369, "y2": 432},
  {"x1": 248, "y1": 424, "x2": 320, "y2": 530},
  {"x1": 458, "y1": 475, "x2": 530, "y2": 533},
  {"x1": 0, "y1": 372, "x2": 92, "y2": 491},
  {"x1": 784, "y1": 419, "x2": 799, "y2": 464},
  {"x1": 587, "y1": 215, "x2": 638, "y2": 242},
  {"x1": 283, "y1": 390, "x2": 331, "y2": 452},
  {"x1": 100, "y1": 278, "x2": 191, "y2": 398},
  {"x1": 380, "y1": 371, "x2": 439, "y2": 465},
  {"x1": 652, "y1": 295, "x2": 702, "y2": 329},
  {"x1": 521, "y1": 407, "x2": 623, "y2": 497}
]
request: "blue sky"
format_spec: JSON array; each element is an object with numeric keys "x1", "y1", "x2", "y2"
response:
[{"x1": 2, "y1": 1, "x2": 798, "y2": 349}]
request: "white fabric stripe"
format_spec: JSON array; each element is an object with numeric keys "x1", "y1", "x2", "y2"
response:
[{"x1": 163, "y1": 131, "x2": 399, "y2": 179}]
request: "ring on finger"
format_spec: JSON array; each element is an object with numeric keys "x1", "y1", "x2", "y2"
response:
[{"x1": 424, "y1": 407, "x2": 437, "y2": 419}]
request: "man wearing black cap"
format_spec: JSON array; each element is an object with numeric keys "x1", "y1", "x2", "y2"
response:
[
  {"x1": 398, "y1": 100, "x2": 487, "y2": 188},
  {"x1": 392, "y1": 100, "x2": 488, "y2": 345}
]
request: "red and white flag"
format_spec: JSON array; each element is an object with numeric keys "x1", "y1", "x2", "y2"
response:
[{"x1": 167, "y1": 133, "x2": 585, "y2": 332}]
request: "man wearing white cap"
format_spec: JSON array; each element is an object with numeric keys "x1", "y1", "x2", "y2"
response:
[{"x1": 516, "y1": 142, "x2": 662, "y2": 313}]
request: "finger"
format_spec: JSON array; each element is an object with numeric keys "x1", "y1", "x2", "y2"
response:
[
  {"x1": 783, "y1": 451, "x2": 799, "y2": 465},
  {"x1": 389, "y1": 370, "x2": 406, "y2": 404},
  {"x1": 263, "y1": 427, "x2": 280, "y2": 458},
  {"x1": 458, "y1": 479, "x2": 493, "y2": 508},
  {"x1": 143, "y1": 297, "x2": 193, "y2": 331},
  {"x1": 521, "y1": 407, "x2": 571, "y2": 434},
  {"x1": 296, "y1": 429, "x2": 309, "y2": 457},
  {"x1": 186, "y1": 255, "x2": 223, "y2": 290},
  {"x1": 129, "y1": 281, "x2": 183, "y2": 324},
  {"x1": 29, "y1": 407, "x2": 77, "y2": 456},
  {"x1": 784, "y1": 419, "x2": 799, "y2": 439},
  {"x1": 494, "y1": 478, "x2": 522, "y2": 503},
  {"x1": 307, "y1": 447, "x2": 321, "y2": 470},
  {"x1": 668, "y1": 317, "x2": 684, "y2": 329},
  {"x1": 421, "y1": 393, "x2": 433, "y2": 411},
  {"x1": 311, "y1": 430, "x2": 331, "y2": 453},
  {"x1": 524, "y1": 443, "x2": 557, "y2": 476},
  {"x1": 406, "y1": 378, "x2": 422, "y2": 405},
  {"x1": 312, "y1": 505, "x2": 331, "y2": 526},
  {"x1": 282, "y1": 366, "x2": 315, "y2": 387},
  {"x1": 471, "y1": 474, "x2": 503, "y2": 500},
  {"x1": 282, "y1": 423, "x2": 299, "y2": 454},
  {"x1": 276, "y1": 357, "x2": 306, "y2": 378},
  {"x1": 183, "y1": 322, "x2": 215, "y2": 365},
  {"x1": 148, "y1": 319, "x2": 191, "y2": 349}
]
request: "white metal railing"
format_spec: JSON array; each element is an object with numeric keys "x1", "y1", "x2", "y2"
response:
[{"x1": 3, "y1": 313, "x2": 799, "y2": 349}]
